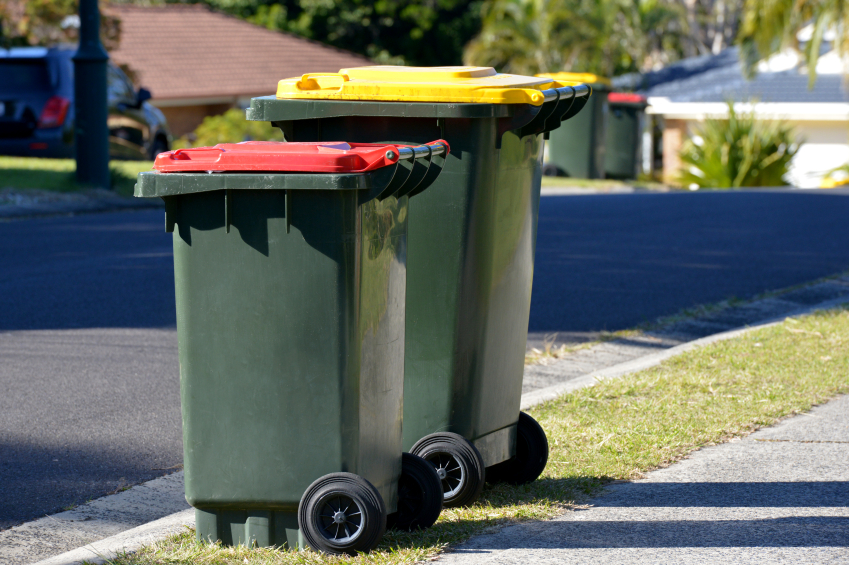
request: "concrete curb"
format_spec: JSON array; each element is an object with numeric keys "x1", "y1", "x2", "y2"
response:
[
  {"x1": 31, "y1": 509, "x2": 194, "y2": 565},
  {"x1": 521, "y1": 296, "x2": 849, "y2": 410},
  {"x1": 0, "y1": 198, "x2": 162, "y2": 221},
  {"x1": 26, "y1": 297, "x2": 849, "y2": 565}
]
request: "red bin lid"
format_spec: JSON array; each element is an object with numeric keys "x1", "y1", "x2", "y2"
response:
[
  {"x1": 607, "y1": 92, "x2": 647, "y2": 104},
  {"x1": 154, "y1": 141, "x2": 411, "y2": 173}
]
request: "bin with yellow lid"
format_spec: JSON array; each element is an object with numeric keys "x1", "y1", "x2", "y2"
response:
[
  {"x1": 248, "y1": 65, "x2": 591, "y2": 508},
  {"x1": 536, "y1": 72, "x2": 611, "y2": 179}
]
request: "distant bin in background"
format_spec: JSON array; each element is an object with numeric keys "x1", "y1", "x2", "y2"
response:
[
  {"x1": 604, "y1": 92, "x2": 649, "y2": 180},
  {"x1": 135, "y1": 140, "x2": 448, "y2": 555},
  {"x1": 537, "y1": 73, "x2": 611, "y2": 179}
]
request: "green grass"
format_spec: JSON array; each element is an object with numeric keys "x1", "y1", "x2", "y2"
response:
[
  {"x1": 100, "y1": 306, "x2": 849, "y2": 565},
  {"x1": 541, "y1": 176, "x2": 671, "y2": 191},
  {"x1": 0, "y1": 156, "x2": 153, "y2": 197}
]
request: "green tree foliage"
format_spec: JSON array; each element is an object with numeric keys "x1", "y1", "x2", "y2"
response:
[
  {"x1": 0, "y1": 0, "x2": 121, "y2": 49},
  {"x1": 165, "y1": 0, "x2": 482, "y2": 66},
  {"x1": 173, "y1": 107, "x2": 284, "y2": 149},
  {"x1": 678, "y1": 101, "x2": 801, "y2": 188},
  {"x1": 463, "y1": 0, "x2": 688, "y2": 76},
  {"x1": 738, "y1": 0, "x2": 849, "y2": 86}
]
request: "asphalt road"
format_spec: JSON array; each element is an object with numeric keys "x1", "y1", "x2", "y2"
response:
[
  {"x1": 530, "y1": 188, "x2": 849, "y2": 343},
  {"x1": 2, "y1": 188, "x2": 849, "y2": 529}
]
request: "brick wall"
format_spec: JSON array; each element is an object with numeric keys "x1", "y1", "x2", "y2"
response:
[
  {"x1": 662, "y1": 119, "x2": 688, "y2": 185},
  {"x1": 158, "y1": 103, "x2": 234, "y2": 139}
]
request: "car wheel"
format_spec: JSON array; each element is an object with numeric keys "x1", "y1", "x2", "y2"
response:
[{"x1": 149, "y1": 136, "x2": 168, "y2": 160}]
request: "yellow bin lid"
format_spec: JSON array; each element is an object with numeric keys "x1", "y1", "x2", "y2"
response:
[
  {"x1": 536, "y1": 72, "x2": 611, "y2": 87},
  {"x1": 276, "y1": 66, "x2": 561, "y2": 106}
]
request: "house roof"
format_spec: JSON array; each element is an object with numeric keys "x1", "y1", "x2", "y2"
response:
[
  {"x1": 616, "y1": 47, "x2": 849, "y2": 104},
  {"x1": 107, "y1": 5, "x2": 371, "y2": 102}
]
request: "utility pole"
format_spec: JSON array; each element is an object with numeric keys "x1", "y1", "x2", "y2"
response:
[{"x1": 73, "y1": 0, "x2": 110, "y2": 189}]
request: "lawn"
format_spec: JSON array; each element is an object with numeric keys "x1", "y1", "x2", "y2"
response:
[
  {"x1": 0, "y1": 156, "x2": 153, "y2": 197},
  {"x1": 102, "y1": 306, "x2": 849, "y2": 565},
  {"x1": 541, "y1": 175, "x2": 671, "y2": 191}
]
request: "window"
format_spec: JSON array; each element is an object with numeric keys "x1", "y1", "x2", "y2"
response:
[{"x1": 107, "y1": 66, "x2": 135, "y2": 105}]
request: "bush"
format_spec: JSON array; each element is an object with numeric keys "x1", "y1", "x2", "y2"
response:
[
  {"x1": 678, "y1": 101, "x2": 802, "y2": 188},
  {"x1": 173, "y1": 108, "x2": 284, "y2": 149}
]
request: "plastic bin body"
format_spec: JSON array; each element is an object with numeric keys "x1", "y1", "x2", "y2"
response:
[
  {"x1": 248, "y1": 98, "x2": 571, "y2": 466},
  {"x1": 546, "y1": 85, "x2": 609, "y2": 178},
  {"x1": 604, "y1": 95, "x2": 648, "y2": 179},
  {"x1": 537, "y1": 74, "x2": 610, "y2": 179},
  {"x1": 136, "y1": 169, "x2": 410, "y2": 548}
]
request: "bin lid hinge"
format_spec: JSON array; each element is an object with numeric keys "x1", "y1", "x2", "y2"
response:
[
  {"x1": 225, "y1": 189, "x2": 232, "y2": 233},
  {"x1": 163, "y1": 196, "x2": 177, "y2": 233},
  {"x1": 286, "y1": 190, "x2": 291, "y2": 234},
  {"x1": 393, "y1": 145, "x2": 432, "y2": 199}
]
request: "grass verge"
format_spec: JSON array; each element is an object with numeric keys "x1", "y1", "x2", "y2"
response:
[
  {"x1": 525, "y1": 270, "x2": 849, "y2": 366},
  {"x1": 541, "y1": 176, "x2": 672, "y2": 191},
  {"x1": 0, "y1": 156, "x2": 153, "y2": 197},
  {"x1": 101, "y1": 306, "x2": 849, "y2": 565}
]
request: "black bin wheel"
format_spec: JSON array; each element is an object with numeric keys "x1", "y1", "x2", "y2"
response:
[
  {"x1": 387, "y1": 452, "x2": 444, "y2": 531},
  {"x1": 486, "y1": 412, "x2": 549, "y2": 485},
  {"x1": 298, "y1": 472, "x2": 386, "y2": 555},
  {"x1": 410, "y1": 432, "x2": 485, "y2": 508}
]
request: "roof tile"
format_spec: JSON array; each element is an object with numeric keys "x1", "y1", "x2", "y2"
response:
[
  {"x1": 628, "y1": 47, "x2": 849, "y2": 104},
  {"x1": 107, "y1": 5, "x2": 372, "y2": 101}
]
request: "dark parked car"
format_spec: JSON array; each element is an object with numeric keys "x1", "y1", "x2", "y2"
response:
[{"x1": 0, "y1": 46, "x2": 171, "y2": 159}]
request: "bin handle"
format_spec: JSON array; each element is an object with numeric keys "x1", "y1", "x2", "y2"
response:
[
  {"x1": 397, "y1": 140, "x2": 449, "y2": 161},
  {"x1": 539, "y1": 84, "x2": 591, "y2": 104},
  {"x1": 296, "y1": 73, "x2": 350, "y2": 91}
]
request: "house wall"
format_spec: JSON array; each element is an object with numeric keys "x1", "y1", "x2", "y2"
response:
[
  {"x1": 157, "y1": 103, "x2": 235, "y2": 138},
  {"x1": 787, "y1": 121, "x2": 849, "y2": 188},
  {"x1": 660, "y1": 117, "x2": 849, "y2": 188},
  {"x1": 661, "y1": 119, "x2": 687, "y2": 184}
]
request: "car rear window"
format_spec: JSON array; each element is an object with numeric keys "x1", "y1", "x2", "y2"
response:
[{"x1": 0, "y1": 60, "x2": 53, "y2": 94}]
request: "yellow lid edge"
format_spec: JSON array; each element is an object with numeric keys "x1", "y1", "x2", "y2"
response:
[
  {"x1": 536, "y1": 72, "x2": 611, "y2": 86},
  {"x1": 275, "y1": 79, "x2": 548, "y2": 105}
]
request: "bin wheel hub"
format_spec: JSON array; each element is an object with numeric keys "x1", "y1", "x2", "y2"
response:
[
  {"x1": 426, "y1": 453, "x2": 466, "y2": 498},
  {"x1": 316, "y1": 494, "x2": 364, "y2": 543},
  {"x1": 333, "y1": 510, "x2": 347, "y2": 524}
]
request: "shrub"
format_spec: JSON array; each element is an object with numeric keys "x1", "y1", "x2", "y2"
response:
[
  {"x1": 173, "y1": 108, "x2": 284, "y2": 149},
  {"x1": 678, "y1": 101, "x2": 802, "y2": 188}
]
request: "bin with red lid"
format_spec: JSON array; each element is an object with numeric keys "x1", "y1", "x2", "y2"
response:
[
  {"x1": 604, "y1": 92, "x2": 649, "y2": 180},
  {"x1": 134, "y1": 140, "x2": 449, "y2": 554}
]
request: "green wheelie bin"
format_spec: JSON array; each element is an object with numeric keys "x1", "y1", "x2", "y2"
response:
[
  {"x1": 537, "y1": 72, "x2": 610, "y2": 179},
  {"x1": 604, "y1": 92, "x2": 648, "y2": 180},
  {"x1": 247, "y1": 66, "x2": 591, "y2": 507},
  {"x1": 134, "y1": 139, "x2": 449, "y2": 554}
]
